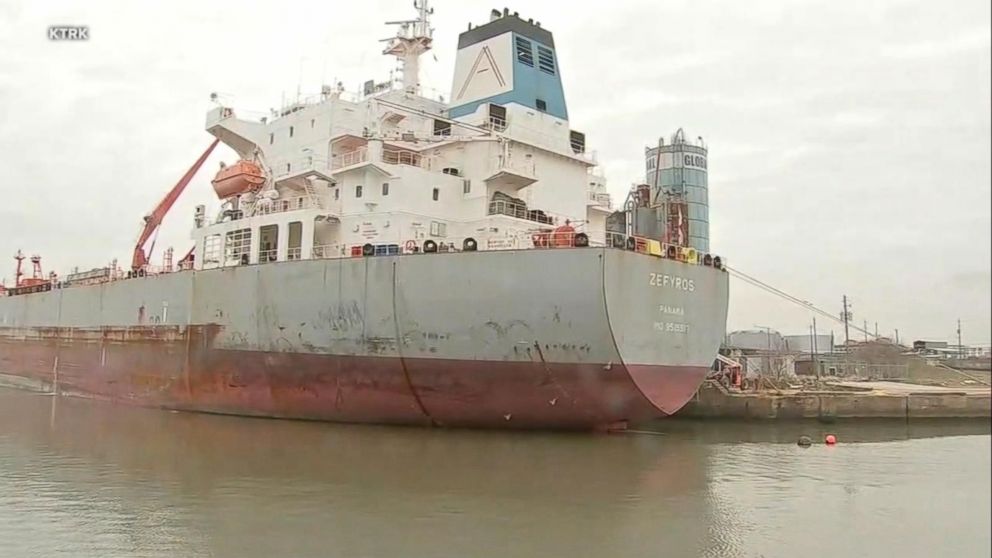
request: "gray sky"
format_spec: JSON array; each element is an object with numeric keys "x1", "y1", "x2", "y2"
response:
[{"x1": 1, "y1": 0, "x2": 989, "y2": 344}]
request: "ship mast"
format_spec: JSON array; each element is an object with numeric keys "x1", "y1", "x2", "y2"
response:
[
  {"x1": 13, "y1": 250, "x2": 24, "y2": 287},
  {"x1": 382, "y1": 0, "x2": 434, "y2": 94}
]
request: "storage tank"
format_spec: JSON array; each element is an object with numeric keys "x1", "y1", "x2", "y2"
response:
[{"x1": 645, "y1": 129, "x2": 709, "y2": 252}]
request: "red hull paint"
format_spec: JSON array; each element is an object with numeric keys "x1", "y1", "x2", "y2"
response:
[{"x1": 0, "y1": 326, "x2": 705, "y2": 430}]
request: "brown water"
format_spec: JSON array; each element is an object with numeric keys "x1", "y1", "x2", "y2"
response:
[{"x1": 0, "y1": 388, "x2": 988, "y2": 558}]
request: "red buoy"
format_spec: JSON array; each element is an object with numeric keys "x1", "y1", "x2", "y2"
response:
[{"x1": 825, "y1": 434, "x2": 837, "y2": 445}]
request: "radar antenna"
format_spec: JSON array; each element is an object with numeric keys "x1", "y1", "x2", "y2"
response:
[{"x1": 381, "y1": 0, "x2": 434, "y2": 94}]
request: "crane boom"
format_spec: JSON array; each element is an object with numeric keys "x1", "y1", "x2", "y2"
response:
[{"x1": 132, "y1": 139, "x2": 220, "y2": 271}]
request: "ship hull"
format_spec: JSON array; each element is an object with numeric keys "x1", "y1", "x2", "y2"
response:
[{"x1": 0, "y1": 248, "x2": 728, "y2": 430}]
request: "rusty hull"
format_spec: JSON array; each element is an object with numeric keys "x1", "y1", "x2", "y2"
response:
[{"x1": 0, "y1": 324, "x2": 709, "y2": 429}]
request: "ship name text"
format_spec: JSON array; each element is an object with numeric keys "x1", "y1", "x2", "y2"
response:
[{"x1": 649, "y1": 273, "x2": 695, "y2": 292}]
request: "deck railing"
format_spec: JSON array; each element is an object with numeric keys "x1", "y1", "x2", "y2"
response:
[
  {"x1": 487, "y1": 199, "x2": 554, "y2": 224},
  {"x1": 258, "y1": 249, "x2": 278, "y2": 263},
  {"x1": 587, "y1": 191, "x2": 613, "y2": 208},
  {"x1": 332, "y1": 147, "x2": 438, "y2": 171},
  {"x1": 332, "y1": 147, "x2": 369, "y2": 169},
  {"x1": 486, "y1": 115, "x2": 507, "y2": 132},
  {"x1": 9, "y1": 231, "x2": 723, "y2": 296},
  {"x1": 274, "y1": 156, "x2": 331, "y2": 178}
]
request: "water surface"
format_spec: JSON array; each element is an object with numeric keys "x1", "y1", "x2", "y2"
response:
[{"x1": 0, "y1": 388, "x2": 988, "y2": 557}]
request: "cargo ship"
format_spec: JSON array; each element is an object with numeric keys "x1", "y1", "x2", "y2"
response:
[{"x1": 0, "y1": 4, "x2": 729, "y2": 430}]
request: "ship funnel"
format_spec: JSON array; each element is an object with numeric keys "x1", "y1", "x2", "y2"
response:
[{"x1": 449, "y1": 9, "x2": 567, "y2": 120}]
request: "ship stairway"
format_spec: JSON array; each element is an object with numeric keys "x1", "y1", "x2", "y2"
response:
[{"x1": 302, "y1": 179, "x2": 324, "y2": 210}]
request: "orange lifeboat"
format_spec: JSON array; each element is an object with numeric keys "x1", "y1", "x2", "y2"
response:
[
  {"x1": 531, "y1": 221, "x2": 578, "y2": 248},
  {"x1": 211, "y1": 160, "x2": 265, "y2": 199},
  {"x1": 550, "y1": 222, "x2": 576, "y2": 247}
]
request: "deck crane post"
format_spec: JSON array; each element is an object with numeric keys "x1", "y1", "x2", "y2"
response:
[{"x1": 131, "y1": 139, "x2": 220, "y2": 272}]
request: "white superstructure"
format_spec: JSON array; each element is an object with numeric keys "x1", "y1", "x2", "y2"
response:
[{"x1": 193, "y1": 6, "x2": 614, "y2": 270}]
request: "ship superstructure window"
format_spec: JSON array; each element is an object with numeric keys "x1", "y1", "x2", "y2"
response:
[
  {"x1": 432, "y1": 187, "x2": 439, "y2": 201},
  {"x1": 289, "y1": 126, "x2": 294, "y2": 138},
  {"x1": 286, "y1": 163, "x2": 291, "y2": 173},
  {"x1": 463, "y1": 179, "x2": 471, "y2": 194},
  {"x1": 203, "y1": 234, "x2": 222, "y2": 265},
  {"x1": 334, "y1": 187, "x2": 339, "y2": 200},
  {"x1": 382, "y1": 182, "x2": 389, "y2": 196},
  {"x1": 310, "y1": 119, "x2": 315, "y2": 128},
  {"x1": 537, "y1": 46, "x2": 555, "y2": 75},
  {"x1": 570, "y1": 131, "x2": 586, "y2": 154},
  {"x1": 269, "y1": 133, "x2": 274, "y2": 145},
  {"x1": 287, "y1": 221, "x2": 303, "y2": 260},
  {"x1": 488, "y1": 104, "x2": 507, "y2": 131},
  {"x1": 355, "y1": 185, "x2": 363, "y2": 198},
  {"x1": 225, "y1": 228, "x2": 251, "y2": 265},
  {"x1": 536, "y1": 99, "x2": 547, "y2": 112},
  {"x1": 430, "y1": 221, "x2": 447, "y2": 237},
  {"x1": 433, "y1": 119, "x2": 451, "y2": 136},
  {"x1": 515, "y1": 36, "x2": 533, "y2": 67}
]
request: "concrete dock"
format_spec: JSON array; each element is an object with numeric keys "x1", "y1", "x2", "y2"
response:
[{"x1": 676, "y1": 379, "x2": 991, "y2": 420}]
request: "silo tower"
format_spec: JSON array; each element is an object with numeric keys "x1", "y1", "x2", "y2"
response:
[{"x1": 645, "y1": 129, "x2": 709, "y2": 252}]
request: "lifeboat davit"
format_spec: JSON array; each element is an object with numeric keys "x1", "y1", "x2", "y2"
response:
[{"x1": 211, "y1": 160, "x2": 265, "y2": 199}]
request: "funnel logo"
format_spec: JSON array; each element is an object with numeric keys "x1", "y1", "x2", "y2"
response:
[
  {"x1": 48, "y1": 26, "x2": 89, "y2": 41},
  {"x1": 456, "y1": 46, "x2": 506, "y2": 100}
]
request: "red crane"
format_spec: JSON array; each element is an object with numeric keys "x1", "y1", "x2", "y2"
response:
[{"x1": 132, "y1": 139, "x2": 220, "y2": 272}]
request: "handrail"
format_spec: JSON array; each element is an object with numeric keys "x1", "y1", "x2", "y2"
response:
[
  {"x1": 587, "y1": 191, "x2": 613, "y2": 208},
  {"x1": 332, "y1": 147, "x2": 368, "y2": 169},
  {"x1": 486, "y1": 115, "x2": 507, "y2": 132},
  {"x1": 487, "y1": 199, "x2": 555, "y2": 225},
  {"x1": 274, "y1": 156, "x2": 331, "y2": 178},
  {"x1": 253, "y1": 196, "x2": 323, "y2": 216},
  {"x1": 22, "y1": 231, "x2": 722, "y2": 295}
]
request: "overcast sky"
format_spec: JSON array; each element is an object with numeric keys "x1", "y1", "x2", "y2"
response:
[{"x1": 1, "y1": 0, "x2": 989, "y2": 345}]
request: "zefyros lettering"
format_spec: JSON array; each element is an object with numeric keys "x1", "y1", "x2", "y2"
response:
[{"x1": 648, "y1": 272, "x2": 695, "y2": 292}]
